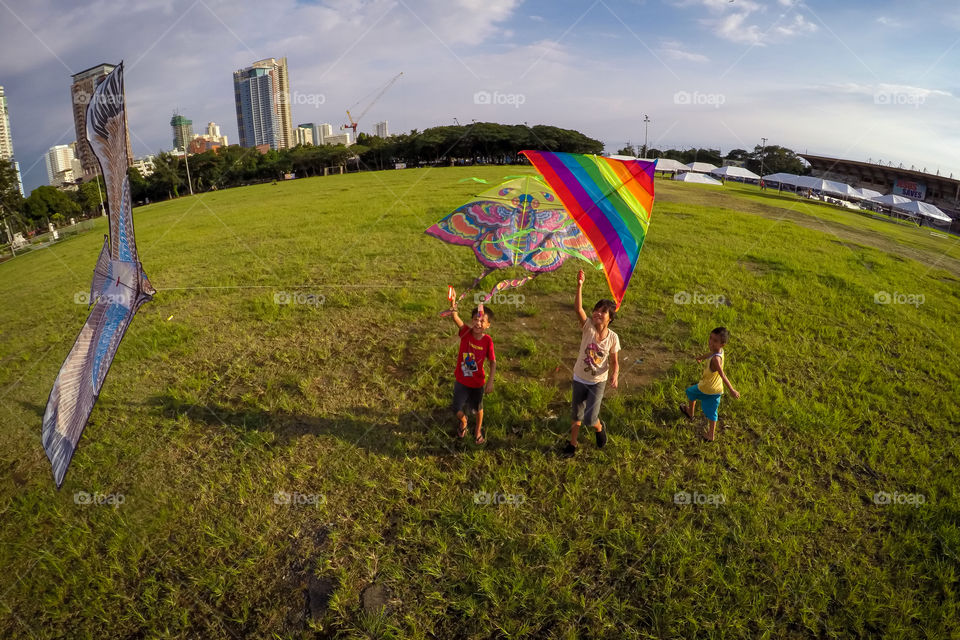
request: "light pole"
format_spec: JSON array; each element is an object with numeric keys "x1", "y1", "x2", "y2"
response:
[
  {"x1": 642, "y1": 114, "x2": 650, "y2": 157},
  {"x1": 759, "y1": 137, "x2": 767, "y2": 179}
]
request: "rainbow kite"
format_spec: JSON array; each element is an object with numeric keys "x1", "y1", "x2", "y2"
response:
[{"x1": 521, "y1": 151, "x2": 655, "y2": 309}]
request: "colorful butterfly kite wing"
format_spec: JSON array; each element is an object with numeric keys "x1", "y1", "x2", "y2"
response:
[
  {"x1": 520, "y1": 151, "x2": 655, "y2": 309},
  {"x1": 42, "y1": 62, "x2": 155, "y2": 488},
  {"x1": 425, "y1": 175, "x2": 597, "y2": 273}
]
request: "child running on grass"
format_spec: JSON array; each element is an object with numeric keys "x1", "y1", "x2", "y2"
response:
[
  {"x1": 681, "y1": 327, "x2": 740, "y2": 441},
  {"x1": 449, "y1": 292, "x2": 496, "y2": 444},
  {"x1": 564, "y1": 269, "x2": 619, "y2": 456}
]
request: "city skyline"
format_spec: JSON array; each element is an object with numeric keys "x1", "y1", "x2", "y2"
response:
[{"x1": 1, "y1": 0, "x2": 959, "y2": 195}]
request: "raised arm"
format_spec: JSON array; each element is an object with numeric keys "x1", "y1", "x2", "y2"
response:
[
  {"x1": 575, "y1": 269, "x2": 587, "y2": 327},
  {"x1": 450, "y1": 289, "x2": 464, "y2": 329}
]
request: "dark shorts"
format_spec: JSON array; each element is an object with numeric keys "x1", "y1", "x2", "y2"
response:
[
  {"x1": 572, "y1": 378, "x2": 606, "y2": 425},
  {"x1": 452, "y1": 380, "x2": 485, "y2": 414}
]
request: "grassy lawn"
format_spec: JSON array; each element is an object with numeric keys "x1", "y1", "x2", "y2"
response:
[{"x1": 1, "y1": 166, "x2": 958, "y2": 639}]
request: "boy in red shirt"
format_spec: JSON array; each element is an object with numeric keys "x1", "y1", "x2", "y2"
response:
[{"x1": 449, "y1": 293, "x2": 496, "y2": 444}]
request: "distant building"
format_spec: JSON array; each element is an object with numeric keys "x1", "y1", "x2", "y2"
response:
[
  {"x1": 132, "y1": 155, "x2": 155, "y2": 177},
  {"x1": 233, "y1": 57, "x2": 292, "y2": 151},
  {"x1": 294, "y1": 123, "x2": 314, "y2": 145},
  {"x1": 170, "y1": 113, "x2": 193, "y2": 151},
  {"x1": 375, "y1": 120, "x2": 389, "y2": 138},
  {"x1": 0, "y1": 85, "x2": 24, "y2": 196},
  {"x1": 71, "y1": 63, "x2": 133, "y2": 178},
  {"x1": 45, "y1": 144, "x2": 79, "y2": 187},
  {"x1": 799, "y1": 154, "x2": 960, "y2": 220},
  {"x1": 204, "y1": 121, "x2": 228, "y2": 146},
  {"x1": 188, "y1": 137, "x2": 221, "y2": 154},
  {"x1": 315, "y1": 123, "x2": 334, "y2": 144},
  {"x1": 320, "y1": 132, "x2": 353, "y2": 147}
]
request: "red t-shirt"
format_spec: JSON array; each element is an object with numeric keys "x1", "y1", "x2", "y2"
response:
[{"x1": 455, "y1": 325, "x2": 495, "y2": 388}]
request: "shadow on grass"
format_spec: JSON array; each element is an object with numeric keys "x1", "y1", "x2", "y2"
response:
[
  {"x1": 150, "y1": 392, "x2": 583, "y2": 459},
  {"x1": 150, "y1": 392, "x2": 572, "y2": 458}
]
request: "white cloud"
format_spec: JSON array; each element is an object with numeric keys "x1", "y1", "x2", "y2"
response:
[{"x1": 660, "y1": 40, "x2": 711, "y2": 62}]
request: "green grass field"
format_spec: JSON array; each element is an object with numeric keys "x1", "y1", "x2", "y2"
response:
[{"x1": 1, "y1": 167, "x2": 958, "y2": 639}]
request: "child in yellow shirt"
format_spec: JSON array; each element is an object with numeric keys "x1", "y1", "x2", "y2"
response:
[{"x1": 680, "y1": 327, "x2": 740, "y2": 441}]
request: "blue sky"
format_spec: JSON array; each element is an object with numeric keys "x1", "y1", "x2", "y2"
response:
[{"x1": 1, "y1": 0, "x2": 958, "y2": 195}]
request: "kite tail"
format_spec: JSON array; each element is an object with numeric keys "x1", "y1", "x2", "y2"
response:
[{"x1": 478, "y1": 273, "x2": 538, "y2": 303}]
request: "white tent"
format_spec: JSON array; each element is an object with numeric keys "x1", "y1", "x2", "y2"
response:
[
  {"x1": 711, "y1": 166, "x2": 761, "y2": 180},
  {"x1": 854, "y1": 187, "x2": 883, "y2": 200},
  {"x1": 653, "y1": 158, "x2": 687, "y2": 173},
  {"x1": 869, "y1": 194, "x2": 912, "y2": 207},
  {"x1": 762, "y1": 173, "x2": 802, "y2": 187},
  {"x1": 686, "y1": 161, "x2": 719, "y2": 173},
  {"x1": 795, "y1": 176, "x2": 857, "y2": 197},
  {"x1": 674, "y1": 172, "x2": 723, "y2": 185},
  {"x1": 892, "y1": 199, "x2": 952, "y2": 223}
]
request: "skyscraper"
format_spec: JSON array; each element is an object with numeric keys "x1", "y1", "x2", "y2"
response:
[
  {"x1": 295, "y1": 123, "x2": 314, "y2": 145},
  {"x1": 171, "y1": 113, "x2": 193, "y2": 151},
  {"x1": 375, "y1": 121, "x2": 389, "y2": 138},
  {"x1": 71, "y1": 64, "x2": 133, "y2": 178},
  {"x1": 233, "y1": 57, "x2": 292, "y2": 151},
  {"x1": 0, "y1": 86, "x2": 24, "y2": 196},
  {"x1": 45, "y1": 144, "x2": 80, "y2": 187}
]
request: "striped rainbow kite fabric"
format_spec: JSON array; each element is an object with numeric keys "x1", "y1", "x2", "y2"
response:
[{"x1": 520, "y1": 151, "x2": 656, "y2": 309}]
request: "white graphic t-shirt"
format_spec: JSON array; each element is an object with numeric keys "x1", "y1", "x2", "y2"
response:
[{"x1": 572, "y1": 322, "x2": 620, "y2": 384}]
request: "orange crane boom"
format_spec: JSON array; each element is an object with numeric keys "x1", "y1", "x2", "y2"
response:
[{"x1": 342, "y1": 72, "x2": 403, "y2": 133}]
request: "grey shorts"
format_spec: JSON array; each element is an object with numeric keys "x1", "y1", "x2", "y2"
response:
[
  {"x1": 452, "y1": 380, "x2": 484, "y2": 414},
  {"x1": 572, "y1": 379, "x2": 606, "y2": 425}
]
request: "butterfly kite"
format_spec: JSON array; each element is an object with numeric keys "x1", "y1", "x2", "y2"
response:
[
  {"x1": 42, "y1": 62, "x2": 155, "y2": 488},
  {"x1": 426, "y1": 174, "x2": 599, "y2": 307}
]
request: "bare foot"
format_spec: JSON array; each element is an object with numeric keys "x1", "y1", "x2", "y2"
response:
[{"x1": 680, "y1": 404, "x2": 694, "y2": 419}]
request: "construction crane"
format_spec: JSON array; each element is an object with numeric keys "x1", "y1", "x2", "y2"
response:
[{"x1": 342, "y1": 72, "x2": 403, "y2": 134}]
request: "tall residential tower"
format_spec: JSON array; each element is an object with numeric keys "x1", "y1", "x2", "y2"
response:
[
  {"x1": 0, "y1": 86, "x2": 24, "y2": 195},
  {"x1": 71, "y1": 63, "x2": 133, "y2": 178},
  {"x1": 233, "y1": 57, "x2": 292, "y2": 151}
]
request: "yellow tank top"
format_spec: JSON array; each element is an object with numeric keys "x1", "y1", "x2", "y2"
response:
[{"x1": 698, "y1": 350, "x2": 724, "y2": 395}]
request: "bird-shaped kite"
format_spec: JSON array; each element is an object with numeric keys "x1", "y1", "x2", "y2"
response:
[{"x1": 43, "y1": 62, "x2": 155, "y2": 488}]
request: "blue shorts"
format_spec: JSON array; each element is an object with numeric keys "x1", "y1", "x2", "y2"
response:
[{"x1": 685, "y1": 385, "x2": 722, "y2": 422}]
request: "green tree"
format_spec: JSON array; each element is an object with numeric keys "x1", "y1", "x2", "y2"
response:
[{"x1": 22, "y1": 186, "x2": 80, "y2": 225}]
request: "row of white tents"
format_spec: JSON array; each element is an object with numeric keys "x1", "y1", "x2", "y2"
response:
[
  {"x1": 607, "y1": 155, "x2": 954, "y2": 224},
  {"x1": 757, "y1": 172, "x2": 953, "y2": 223}
]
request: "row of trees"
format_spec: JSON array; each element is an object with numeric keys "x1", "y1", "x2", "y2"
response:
[
  {"x1": 3, "y1": 122, "x2": 809, "y2": 234},
  {"x1": 615, "y1": 144, "x2": 809, "y2": 176}
]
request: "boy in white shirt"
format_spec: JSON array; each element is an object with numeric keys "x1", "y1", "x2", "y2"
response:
[{"x1": 563, "y1": 269, "x2": 620, "y2": 456}]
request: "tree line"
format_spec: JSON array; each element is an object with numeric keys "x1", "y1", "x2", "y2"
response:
[
  {"x1": 2, "y1": 123, "x2": 810, "y2": 235},
  {"x1": 616, "y1": 143, "x2": 809, "y2": 176}
]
